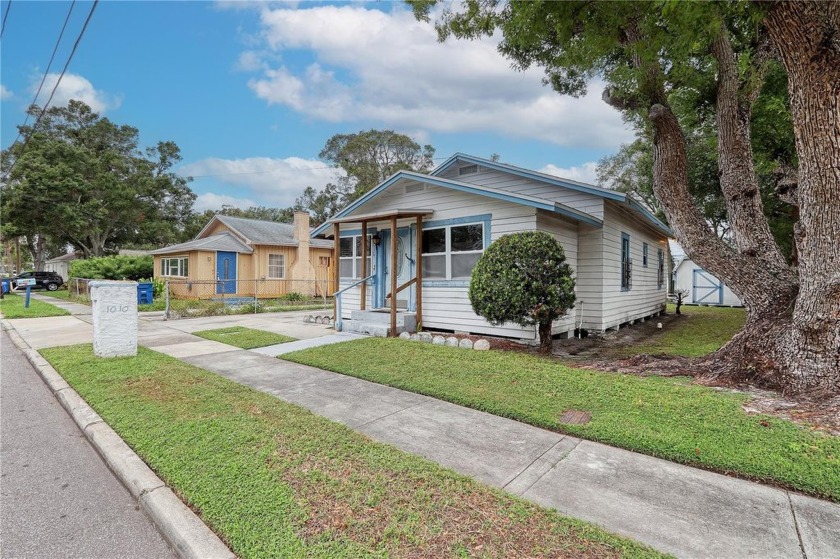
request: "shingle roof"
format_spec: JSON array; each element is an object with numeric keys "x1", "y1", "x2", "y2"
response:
[
  {"x1": 150, "y1": 233, "x2": 253, "y2": 255},
  {"x1": 213, "y1": 215, "x2": 333, "y2": 248},
  {"x1": 46, "y1": 253, "x2": 79, "y2": 263}
]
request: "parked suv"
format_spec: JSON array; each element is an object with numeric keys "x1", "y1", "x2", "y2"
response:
[{"x1": 12, "y1": 271, "x2": 64, "y2": 291}]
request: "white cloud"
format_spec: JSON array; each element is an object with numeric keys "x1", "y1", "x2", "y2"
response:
[
  {"x1": 32, "y1": 73, "x2": 121, "y2": 113},
  {"x1": 193, "y1": 192, "x2": 258, "y2": 212},
  {"x1": 179, "y1": 156, "x2": 343, "y2": 207},
  {"x1": 539, "y1": 162, "x2": 600, "y2": 185},
  {"x1": 245, "y1": 4, "x2": 633, "y2": 148},
  {"x1": 0, "y1": 85, "x2": 12, "y2": 100}
]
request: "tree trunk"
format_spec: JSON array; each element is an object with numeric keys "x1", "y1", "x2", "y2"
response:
[
  {"x1": 765, "y1": 2, "x2": 840, "y2": 396},
  {"x1": 711, "y1": 28, "x2": 796, "y2": 302},
  {"x1": 538, "y1": 322, "x2": 553, "y2": 354},
  {"x1": 25, "y1": 235, "x2": 48, "y2": 272}
]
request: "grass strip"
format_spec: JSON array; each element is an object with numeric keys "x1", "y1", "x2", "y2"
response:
[
  {"x1": 619, "y1": 305, "x2": 746, "y2": 357},
  {"x1": 284, "y1": 338, "x2": 839, "y2": 501},
  {"x1": 38, "y1": 289, "x2": 73, "y2": 300},
  {"x1": 41, "y1": 345, "x2": 665, "y2": 559},
  {"x1": 0, "y1": 293, "x2": 70, "y2": 318},
  {"x1": 193, "y1": 326, "x2": 296, "y2": 349}
]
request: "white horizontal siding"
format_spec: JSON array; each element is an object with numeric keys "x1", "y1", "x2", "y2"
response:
[
  {"x1": 337, "y1": 281, "x2": 372, "y2": 319},
  {"x1": 438, "y1": 166, "x2": 605, "y2": 220},
  {"x1": 599, "y1": 203, "x2": 668, "y2": 329}
]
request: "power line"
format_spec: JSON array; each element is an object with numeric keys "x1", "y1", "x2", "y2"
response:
[
  {"x1": 1, "y1": 0, "x2": 11, "y2": 38},
  {"x1": 2, "y1": 0, "x2": 98, "y2": 182},
  {"x1": 6, "y1": 1, "x2": 77, "y2": 150}
]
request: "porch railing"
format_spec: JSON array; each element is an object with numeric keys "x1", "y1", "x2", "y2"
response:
[{"x1": 333, "y1": 274, "x2": 374, "y2": 332}]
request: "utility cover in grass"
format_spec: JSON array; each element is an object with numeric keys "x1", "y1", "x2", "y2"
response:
[{"x1": 193, "y1": 326, "x2": 296, "y2": 349}]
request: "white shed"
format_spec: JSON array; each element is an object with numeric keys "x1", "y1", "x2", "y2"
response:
[{"x1": 673, "y1": 257, "x2": 742, "y2": 306}]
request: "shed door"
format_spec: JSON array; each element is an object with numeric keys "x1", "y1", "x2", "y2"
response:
[
  {"x1": 216, "y1": 251, "x2": 237, "y2": 294},
  {"x1": 692, "y1": 269, "x2": 722, "y2": 304}
]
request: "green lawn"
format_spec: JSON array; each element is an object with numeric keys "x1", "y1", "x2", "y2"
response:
[
  {"x1": 0, "y1": 293, "x2": 70, "y2": 318},
  {"x1": 193, "y1": 327, "x2": 296, "y2": 349},
  {"x1": 284, "y1": 339, "x2": 840, "y2": 501},
  {"x1": 622, "y1": 305, "x2": 746, "y2": 357},
  {"x1": 41, "y1": 345, "x2": 664, "y2": 559}
]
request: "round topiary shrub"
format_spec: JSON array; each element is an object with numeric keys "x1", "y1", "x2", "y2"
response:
[{"x1": 469, "y1": 231, "x2": 576, "y2": 353}]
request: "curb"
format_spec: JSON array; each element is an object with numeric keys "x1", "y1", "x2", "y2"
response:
[{"x1": 2, "y1": 320, "x2": 235, "y2": 559}]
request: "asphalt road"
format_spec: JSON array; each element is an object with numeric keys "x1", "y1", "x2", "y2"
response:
[{"x1": 0, "y1": 329, "x2": 173, "y2": 559}]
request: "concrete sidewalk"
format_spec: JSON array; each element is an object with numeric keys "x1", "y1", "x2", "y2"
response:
[
  {"x1": 28, "y1": 292, "x2": 93, "y2": 316},
  {"x1": 6, "y1": 313, "x2": 840, "y2": 559}
]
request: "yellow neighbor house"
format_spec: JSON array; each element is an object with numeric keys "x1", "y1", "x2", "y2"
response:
[{"x1": 152, "y1": 212, "x2": 335, "y2": 299}]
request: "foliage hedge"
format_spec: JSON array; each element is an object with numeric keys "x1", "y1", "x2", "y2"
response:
[{"x1": 69, "y1": 255, "x2": 153, "y2": 281}]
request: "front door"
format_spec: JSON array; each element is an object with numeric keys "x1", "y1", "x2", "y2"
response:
[
  {"x1": 216, "y1": 251, "x2": 237, "y2": 294},
  {"x1": 381, "y1": 227, "x2": 413, "y2": 309}
]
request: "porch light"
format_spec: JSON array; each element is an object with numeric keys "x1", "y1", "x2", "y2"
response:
[{"x1": 371, "y1": 233, "x2": 382, "y2": 246}]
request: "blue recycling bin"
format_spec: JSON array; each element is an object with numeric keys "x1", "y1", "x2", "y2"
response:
[
  {"x1": 1, "y1": 278, "x2": 10, "y2": 294},
  {"x1": 137, "y1": 282, "x2": 154, "y2": 305}
]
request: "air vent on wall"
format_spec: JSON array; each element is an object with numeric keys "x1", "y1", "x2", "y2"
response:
[
  {"x1": 459, "y1": 164, "x2": 479, "y2": 176},
  {"x1": 405, "y1": 183, "x2": 426, "y2": 194}
]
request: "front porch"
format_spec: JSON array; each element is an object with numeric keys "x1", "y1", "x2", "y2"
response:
[{"x1": 328, "y1": 209, "x2": 433, "y2": 337}]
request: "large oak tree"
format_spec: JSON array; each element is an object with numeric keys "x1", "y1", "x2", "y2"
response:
[
  {"x1": 1, "y1": 101, "x2": 195, "y2": 257},
  {"x1": 412, "y1": 0, "x2": 839, "y2": 397}
]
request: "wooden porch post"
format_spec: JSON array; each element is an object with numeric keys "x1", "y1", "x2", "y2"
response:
[
  {"x1": 360, "y1": 221, "x2": 367, "y2": 310},
  {"x1": 390, "y1": 216, "x2": 397, "y2": 337},
  {"x1": 415, "y1": 215, "x2": 423, "y2": 330},
  {"x1": 333, "y1": 223, "x2": 340, "y2": 322}
]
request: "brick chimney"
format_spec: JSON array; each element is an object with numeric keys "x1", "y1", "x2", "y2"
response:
[{"x1": 290, "y1": 211, "x2": 315, "y2": 293}]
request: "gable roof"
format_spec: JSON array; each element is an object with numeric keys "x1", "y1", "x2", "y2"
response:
[
  {"x1": 150, "y1": 232, "x2": 253, "y2": 255},
  {"x1": 431, "y1": 153, "x2": 672, "y2": 237},
  {"x1": 46, "y1": 253, "x2": 79, "y2": 263},
  {"x1": 311, "y1": 170, "x2": 604, "y2": 237},
  {"x1": 197, "y1": 215, "x2": 333, "y2": 248}
]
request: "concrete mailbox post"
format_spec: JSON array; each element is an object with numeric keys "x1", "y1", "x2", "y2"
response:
[{"x1": 90, "y1": 281, "x2": 138, "y2": 357}]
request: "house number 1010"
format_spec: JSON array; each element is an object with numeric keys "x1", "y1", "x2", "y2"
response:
[{"x1": 105, "y1": 305, "x2": 130, "y2": 313}]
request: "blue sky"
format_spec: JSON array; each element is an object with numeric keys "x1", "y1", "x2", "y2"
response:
[{"x1": 1, "y1": 1, "x2": 636, "y2": 212}]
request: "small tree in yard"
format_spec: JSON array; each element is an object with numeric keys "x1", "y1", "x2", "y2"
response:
[{"x1": 469, "y1": 232, "x2": 575, "y2": 354}]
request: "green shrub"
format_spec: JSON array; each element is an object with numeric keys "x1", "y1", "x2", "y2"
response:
[
  {"x1": 70, "y1": 255, "x2": 153, "y2": 281},
  {"x1": 469, "y1": 231, "x2": 575, "y2": 353},
  {"x1": 280, "y1": 291, "x2": 306, "y2": 302}
]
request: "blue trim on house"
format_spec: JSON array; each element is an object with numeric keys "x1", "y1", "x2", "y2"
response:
[
  {"x1": 422, "y1": 280, "x2": 471, "y2": 288},
  {"x1": 431, "y1": 153, "x2": 674, "y2": 238},
  {"x1": 310, "y1": 171, "x2": 603, "y2": 237}
]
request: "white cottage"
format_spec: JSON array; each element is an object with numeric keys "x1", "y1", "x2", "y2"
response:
[
  {"x1": 673, "y1": 257, "x2": 743, "y2": 306},
  {"x1": 312, "y1": 153, "x2": 672, "y2": 341}
]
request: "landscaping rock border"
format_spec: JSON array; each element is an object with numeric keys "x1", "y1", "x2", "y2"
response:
[
  {"x1": 396, "y1": 330, "x2": 491, "y2": 351},
  {"x1": 1, "y1": 320, "x2": 235, "y2": 559}
]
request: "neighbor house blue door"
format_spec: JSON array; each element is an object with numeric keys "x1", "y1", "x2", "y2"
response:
[
  {"x1": 692, "y1": 269, "x2": 723, "y2": 304},
  {"x1": 216, "y1": 251, "x2": 237, "y2": 294}
]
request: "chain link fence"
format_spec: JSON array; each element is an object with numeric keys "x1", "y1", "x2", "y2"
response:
[{"x1": 163, "y1": 278, "x2": 332, "y2": 319}]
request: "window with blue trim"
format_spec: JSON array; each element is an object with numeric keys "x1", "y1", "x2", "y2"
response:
[
  {"x1": 422, "y1": 222, "x2": 484, "y2": 280},
  {"x1": 657, "y1": 249, "x2": 665, "y2": 289},
  {"x1": 621, "y1": 233, "x2": 632, "y2": 290},
  {"x1": 339, "y1": 235, "x2": 372, "y2": 279},
  {"x1": 642, "y1": 243, "x2": 648, "y2": 267}
]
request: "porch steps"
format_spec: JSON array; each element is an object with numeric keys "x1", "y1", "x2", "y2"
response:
[{"x1": 342, "y1": 309, "x2": 417, "y2": 337}]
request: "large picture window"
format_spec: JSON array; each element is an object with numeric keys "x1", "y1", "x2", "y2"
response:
[
  {"x1": 339, "y1": 235, "x2": 372, "y2": 279},
  {"x1": 268, "y1": 254, "x2": 285, "y2": 278},
  {"x1": 160, "y1": 256, "x2": 189, "y2": 278},
  {"x1": 422, "y1": 222, "x2": 485, "y2": 280}
]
